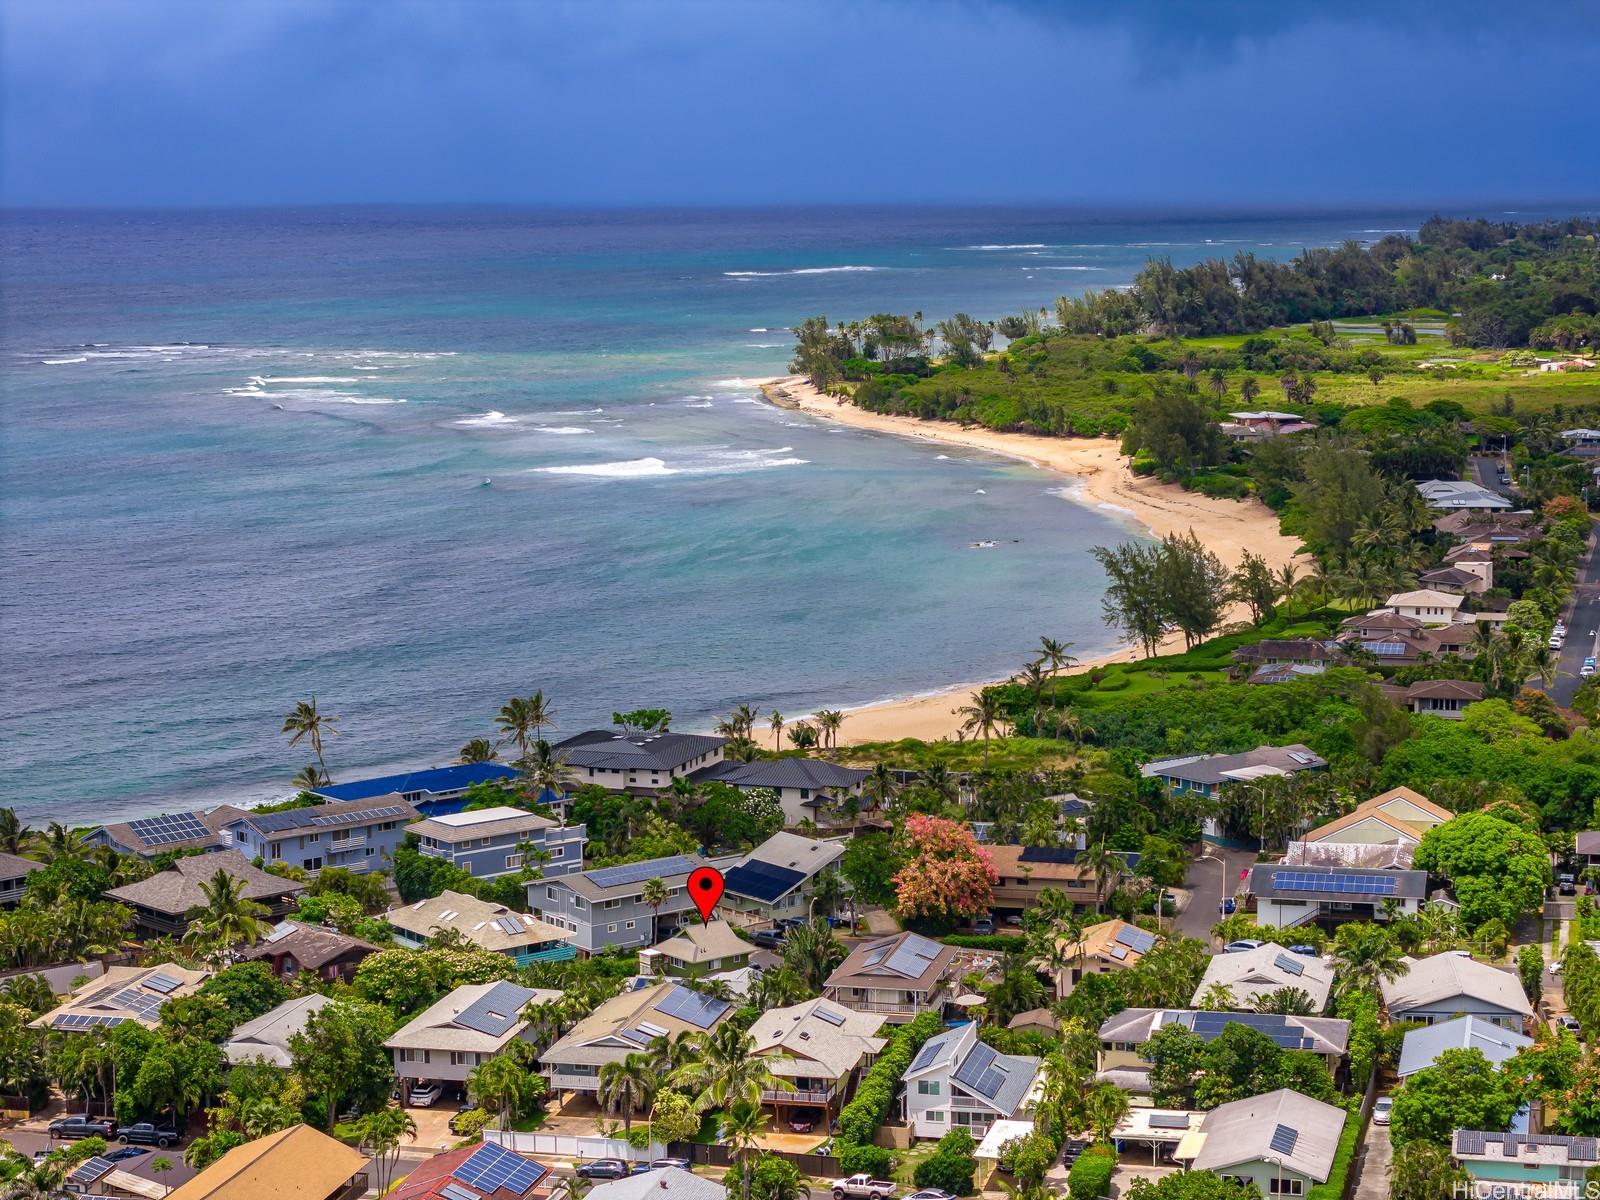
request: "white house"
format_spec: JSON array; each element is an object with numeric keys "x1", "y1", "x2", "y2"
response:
[
  {"x1": 222, "y1": 994, "x2": 333, "y2": 1067},
  {"x1": 1191, "y1": 945, "x2": 1333, "y2": 1013},
  {"x1": 1380, "y1": 952, "x2": 1534, "y2": 1031},
  {"x1": 385, "y1": 980, "x2": 559, "y2": 1094},
  {"x1": 1248, "y1": 864, "x2": 1429, "y2": 929},
  {"x1": 901, "y1": 1020, "x2": 1040, "y2": 1141},
  {"x1": 1414, "y1": 480, "x2": 1514, "y2": 511},
  {"x1": 1383, "y1": 589, "x2": 1467, "y2": 626}
]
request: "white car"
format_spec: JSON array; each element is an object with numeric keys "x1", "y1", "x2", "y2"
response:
[
  {"x1": 408, "y1": 1081, "x2": 444, "y2": 1107},
  {"x1": 1373, "y1": 1097, "x2": 1393, "y2": 1125},
  {"x1": 1582, "y1": 665, "x2": 1596, "y2": 678}
]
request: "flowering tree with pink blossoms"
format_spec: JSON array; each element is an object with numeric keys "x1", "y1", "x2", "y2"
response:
[{"x1": 893, "y1": 815, "x2": 998, "y2": 924}]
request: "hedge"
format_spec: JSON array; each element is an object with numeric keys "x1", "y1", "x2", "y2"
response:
[
  {"x1": 940, "y1": 934, "x2": 1026, "y2": 951},
  {"x1": 1334, "y1": 988, "x2": 1380, "y2": 1090},
  {"x1": 839, "y1": 1145, "x2": 893, "y2": 1177},
  {"x1": 835, "y1": 1011, "x2": 944, "y2": 1159},
  {"x1": 1306, "y1": 1112, "x2": 1361, "y2": 1200},
  {"x1": 913, "y1": 1128, "x2": 977, "y2": 1196},
  {"x1": 1067, "y1": 1143, "x2": 1117, "y2": 1200}
]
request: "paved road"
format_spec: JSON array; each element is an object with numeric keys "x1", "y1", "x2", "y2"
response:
[
  {"x1": 1176, "y1": 846, "x2": 1257, "y2": 941},
  {"x1": 1350, "y1": 1118, "x2": 1391, "y2": 1200},
  {"x1": 1548, "y1": 529, "x2": 1600, "y2": 707},
  {"x1": 1469, "y1": 452, "x2": 1516, "y2": 498},
  {"x1": 0, "y1": 1128, "x2": 198, "y2": 1190}
]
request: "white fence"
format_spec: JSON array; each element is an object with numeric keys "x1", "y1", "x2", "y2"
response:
[{"x1": 483, "y1": 1129, "x2": 666, "y2": 1163}]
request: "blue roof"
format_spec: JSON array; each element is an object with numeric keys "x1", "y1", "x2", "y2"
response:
[{"x1": 313, "y1": 763, "x2": 516, "y2": 802}]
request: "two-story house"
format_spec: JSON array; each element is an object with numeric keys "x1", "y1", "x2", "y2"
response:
[
  {"x1": 1453, "y1": 1130, "x2": 1599, "y2": 1199},
  {"x1": 987, "y1": 845, "x2": 1114, "y2": 917},
  {"x1": 105, "y1": 849, "x2": 306, "y2": 938},
  {"x1": 553, "y1": 730, "x2": 727, "y2": 795},
  {"x1": 1096, "y1": 1010, "x2": 1351, "y2": 1097},
  {"x1": 311, "y1": 762, "x2": 520, "y2": 818},
  {"x1": 902, "y1": 1021, "x2": 1041, "y2": 1141},
  {"x1": 1248, "y1": 863, "x2": 1429, "y2": 930},
  {"x1": 539, "y1": 981, "x2": 732, "y2": 1102},
  {"x1": 532, "y1": 854, "x2": 711, "y2": 954},
  {"x1": 748, "y1": 998, "x2": 885, "y2": 1131},
  {"x1": 822, "y1": 931, "x2": 956, "y2": 1023},
  {"x1": 720, "y1": 832, "x2": 847, "y2": 925},
  {"x1": 222, "y1": 797, "x2": 419, "y2": 875},
  {"x1": 0, "y1": 853, "x2": 41, "y2": 907},
  {"x1": 31, "y1": 963, "x2": 212, "y2": 1033},
  {"x1": 81, "y1": 805, "x2": 252, "y2": 861},
  {"x1": 1191, "y1": 944, "x2": 1334, "y2": 1013},
  {"x1": 411, "y1": 806, "x2": 586, "y2": 880},
  {"x1": 1379, "y1": 952, "x2": 1534, "y2": 1031},
  {"x1": 1183, "y1": 1089, "x2": 1349, "y2": 1199},
  {"x1": 387, "y1": 890, "x2": 578, "y2": 966},
  {"x1": 639, "y1": 920, "x2": 754, "y2": 978},
  {"x1": 386, "y1": 980, "x2": 560, "y2": 1098},
  {"x1": 694, "y1": 758, "x2": 870, "y2": 826},
  {"x1": 1303, "y1": 787, "x2": 1452, "y2": 847},
  {"x1": 1049, "y1": 920, "x2": 1159, "y2": 999},
  {"x1": 1141, "y1": 745, "x2": 1326, "y2": 837}
]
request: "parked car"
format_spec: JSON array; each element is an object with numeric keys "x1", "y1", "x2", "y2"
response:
[
  {"x1": 118, "y1": 1123, "x2": 180, "y2": 1148},
  {"x1": 790, "y1": 1117, "x2": 816, "y2": 1133},
  {"x1": 1373, "y1": 1097, "x2": 1393, "y2": 1126},
  {"x1": 1582, "y1": 664, "x2": 1595, "y2": 678},
  {"x1": 408, "y1": 1081, "x2": 444, "y2": 1107},
  {"x1": 1061, "y1": 1142, "x2": 1089, "y2": 1165},
  {"x1": 908, "y1": 1191, "x2": 956, "y2": 1200},
  {"x1": 1218, "y1": 897, "x2": 1236, "y2": 915},
  {"x1": 972, "y1": 916, "x2": 995, "y2": 935},
  {"x1": 832, "y1": 1175, "x2": 898, "y2": 1200},
  {"x1": 577, "y1": 1160, "x2": 631, "y2": 1180},
  {"x1": 651, "y1": 1159, "x2": 693, "y2": 1171},
  {"x1": 1287, "y1": 945, "x2": 1319, "y2": 957},
  {"x1": 48, "y1": 1115, "x2": 117, "y2": 1140},
  {"x1": 630, "y1": 1164, "x2": 656, "y2": 1176},
  {"x1": 750, "y1": 929, "x2": 786, "y2": 949},
  {"x1": 1559, "y1": 873, "x2": 1577, "y2": 895},
  {"x1": 1222, "y1": 939, "x2": 1264, "y2": 953},
  {"x1": 1557, "y1": 1015, "x2": 1582, "y2": 1034},
  {"x1": 106, "y1": 1147, "x2": 147, "y2": 1163}
]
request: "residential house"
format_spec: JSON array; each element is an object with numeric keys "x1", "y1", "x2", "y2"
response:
[
  {"x1": 0, "y1": 853, "x2": 41, "y2": 906},
  {"x1": 105, "y1": 849, "x2": 307, "y2": 938},
  {"x1": 1048, "y1": 919, "x2": 1159, "y2": 999},
  {"x1": 387, "y1": 980, "x2": 559, "y2": 1094},
  {"x1": 1249, "y1": 864, "x2": 1428, "y2": 929},
  {"x1": 1182, "y1": 1089, "x2": 1349, "y2": 1199},
  {"x1": 311, "y1": 762, "x2": 519, "y2": 818},
  {"x1": 1415, "y1": 480, "x2": 1514, "y2": 511},
  {"x1": 552, "y1": 730, "x2": 727, "y2": 795},
  {"x1": 987, "y1": 845, "x2": 1115, "y2": 916},
  {"x1": 1220, "y1": 411, "x2": 1318, "y2": 439},
  {"x1": 748, "y1": 997, "x2": 886, "y2": 1128},
  {"x1": 1006, "y1": 1009, "x2": 1060, "y2": 1036},
  {"x1": 532, "y1": 854, "x2": 711, "y2": 955},
  {"x1": 1397, "y1": 1016, "x2": 1532, "y2": 1080},
  {"x1": 822, "y1": 931, "x2": 957, "y2": 1023},
  {"x1": 223, "y1": 994, "x2": 333, "y2": 1067},
  {"x1": 387, "y1": 890, "x2": 577, "y2": 966},
  {"x1": 80, "y1": 805, "x2": 252, "y2": 860},
  {"x1": 1418, "y1": 565, "x2": 1489, "y2": 596},
  {"x1": 412, "y1": 806, "x2": 586, "y2": 880},
  {"x1": 639, "y1": 920, "x2": 754, "y2": 978},
  {"x1": 1097, "y1": 1011, "x2": 1350, "y2": 1096},
  {"x1": 1452, "y1": 1131, "x2": 1599, "y2": 1199},
  {"x1": 1572, "y1": 830, "x2": 1599, "y2": 872},
  {"x1": 30, "y1": 963, "x2": 211, "y2": 1032},
  {"x1": 539, "y1": 981, "x2": 732, "y2": 1101},
  {"x1": 1381, "y1": 679, "x2": 1485, "y2": 719},
  {"x1": 1191, "y1": 944, "x2": 1333, "y2": 1013},
  {"x1": 222, "y1": 797, "x2": 419, "y2": 875},
  {"x1": 1231, "y1": 639, "x2": 1347, "y2": 672},
  {"x1": 1560, "y1": 428, "x2": 1600, "y2": 446},
  {"x1": 163, "y1": 1124, "x2": 368, "y2": 1200},
  {"x1": 1302, "y1": 788, "x2": 1452, "y2": 847},
  {"x1": 388, "y1": 1143, "x2": 558, "y2": 1200},
  {"x1": 237, "y1": 919, "x2": 379, "y2": 984},
  {"x1": 695, "y1": 757, "x2": 870, "y2": 826},
  {"x1": 720, "y1": 831, "x2": 847, "y2": 924},
  {"x1": 1433, "y1": 510, "x2": 1538, "y2": 537},
  {"x1": 1141, "y1": 745, "x2": 1326, "y2": 836},
  {"x1": 1384, "y1": 588, "x2": 1469, "y2": 626},
  {"x1": 1380, "y1": 952, "x2": 1534, "y2": 1031},
  {"x1": 902, "y1": 1020, "x2": 1041, "y2": 1141},
  {"x1": 587, "y1": 1169, "x2": 726, "y2": 1200}
]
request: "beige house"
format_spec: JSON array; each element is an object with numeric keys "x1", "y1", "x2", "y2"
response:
[
  {"x1": 387, "y1": 980, "x2": 560, "y2": 1093},
  {"x1": 387, "y1": 889, "x2": 577, "y2": 967},
  {"x1": 1048, "y1": 919, "x2": 1159, "y2": 999},
  {"x1": 31, "y1": 962, "x2": 211, "y2": 1032},
  {"x1": 539, "y1": 980, "x2": 733, "y2": 1099},
  {"x1": 1191, "y1": 944, "x2": 1333, "y2": 1012},
  {"x1": 1303, "y1": 788, "x2": 1452, "y2": 847},
  {"x1": 1384, "y1": 588, "x2": 1467, "y2": 626},
  {"x1": 822, "y1": 931, "x2": 956, "y2": 1023},
  {"x1": 748, "y1": 997, "x2": 885, "y2": 1127},
  {"x1": 639, "y1": 919, "x2": 754, "y2": 977}
]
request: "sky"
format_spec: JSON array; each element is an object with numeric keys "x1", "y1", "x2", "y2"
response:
[{"x1": 3, "y1": 0, "x2": 1598, "y2": 209}]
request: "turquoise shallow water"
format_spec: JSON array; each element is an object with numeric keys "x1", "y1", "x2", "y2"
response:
[{"x1": 0, "y1": 206, "x2": 1459, "y2": 823}]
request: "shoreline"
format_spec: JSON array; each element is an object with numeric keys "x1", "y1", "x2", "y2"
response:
[{"x1": 760, "y1": 375, "x2": 1305, "y2": 745}]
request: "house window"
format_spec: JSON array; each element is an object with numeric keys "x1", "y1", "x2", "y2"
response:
[
  {"x1": 461, "y1": 861, "x2": 473, "y2": 874},
  {"x1": 1268, "y1": 1181, "x2": 1304, "y2": 1196},
  {"x1": 917, "y1": 1081, "x2": 941, "y2": 1096},
  {"x1": 506, "y1": 854, "x2": 524, "y2": 870},
  {"x1": 927, "y1": 1110, "x2": 945, "y2": 1123},
  {"x1": 550, "y1": 847, "x2": 564, "y2": 859},
  {"x1": 547, "y1": 887, "x2": 559, "y2": 901},
  {"x1": 451, "y1": 1052, "x2": 473, "y2": 1067},
  {"x1": 603, "y1": 899, "x2": 621, "y2": 909},
  {"x1": 479, "y1": 838, "x2": 493, "y2": 847},
  {"x1": 304, "y1": 857, "x2": 323, "y2": 872},
  {"x1": 607, "y1": 924, "x2": 618, "y2": 933},
  {"x1": 625, "y1": 920, "x2": 636, "y2": 930}
]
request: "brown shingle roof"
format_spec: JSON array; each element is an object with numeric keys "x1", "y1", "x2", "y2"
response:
[
  {"x1": 824, "y1": 931, "x2": 956, "y2": 993},
  {"x1": 106, "y1": 850, "x2": 307, "y2": 916},
  {"x1": 237, "y1": 921, "x2": 379, "y2": 971}
]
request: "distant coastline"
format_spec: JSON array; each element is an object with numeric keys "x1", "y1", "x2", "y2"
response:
[{"x1": 760, "y1": 375, "x2": 1305, "y2": 744}]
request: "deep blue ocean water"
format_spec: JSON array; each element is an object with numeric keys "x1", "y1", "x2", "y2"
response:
[{"x1": 0, "y1": 206, "x2": 1458, "y2": 823}]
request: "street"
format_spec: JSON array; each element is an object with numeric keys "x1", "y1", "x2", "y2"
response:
[
  {"x1": 0, "y1": 1127, "x2": 198, "y2": 1191},
  {"x1": 1176, "y1": 845, "x2": 1257, "y2": 941}
]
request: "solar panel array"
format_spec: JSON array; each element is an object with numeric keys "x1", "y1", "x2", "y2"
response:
[
  {"x1": 1271, "y1": 870, "x2": 1399, "y2": 896},
  {"x1": 1019, "y1": 846, "x2": 1080, "y2": 865},
  {"x1": 814, "y1": 1006, "x2": 846, "y2": 1027},
  {"x1": 127, "y1": 812, "x2": 210, "y2": 846},
  {"x1": 264, "y1": 921, "x2": 296, "y2": 944},
  {"x1": 656, "y1": 985, "x2": 730, "y2": 1029},
  {"x1": 1148, "y1": 1113, "x2": 1190, "y2": 1129},
  {"x1": 1455, "y1": 1132, "x2": 1599, "y2": 1162},
  {"x1": 454, "y1": 1142, "x2": 548, "y2": 1196},
  {"x1": 1362, "y1": 641, "x2": 1408, "y2": 656},
  {"x1": 309, "y1": 804, "x2": 410, "y2": 828},
  {"x1": 1269, "y1": 1125, "x2": 1300, "y2": 1156},
  {"x1": 145, "y1": 972, "x2": 184, "y2": 994},
  {"x1": 53, "y1": 1013, "x2": 125, "y2": 1030},
  {"x1": 1115, "y1": 927, "x2": 1157, "y2": 955},
  {"x1": 494, "y1": 916, "x2": 525, "y2": 936},
  {"x1": 1165, "y1": 1011, "x2": 1320, "y2": 1051},
  {"x1": 70, "y1": 1156, "x2": 115, "y2": 1185},
  {"x1": 112, "y1": 988, "x2": 167, "y2": 1020},
  {"x1": 455, "y1": 982, "x2": 534, "y2": 1038},
  {"x1": 1274, "y1": 954, "x2": 1306, "y2": 977},
  {"x1": 585, "y1": 855, "x2": 699, "y2": 890},
  {"x1": 722, "y1": 860, "x2": 806, "y2": 904},
  {"x1": 886, "y1": 935, "x2": 942, "y2": 977},
  {"x1": 441, "y1": 1183, "x2": 480, "y2": 1200},
  {"x1": 952, "y1": 1041, "x2": 1009, "y2": 1101},
  {"x1": 909, "y1": 1037, "x2": 947, "y2": 1074}
]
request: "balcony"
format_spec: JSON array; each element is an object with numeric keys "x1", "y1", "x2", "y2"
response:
[
  {"x1": 548, "y1": 1070, "x2": 601, "y2": 1094},
  {"x1": 763, "y1": 1082, "x2": 836, "y2": 1105},
  {"x1": 329, "y1": 832, "x2": 366, "y2": 852}
]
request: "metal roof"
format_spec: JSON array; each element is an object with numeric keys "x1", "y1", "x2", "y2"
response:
[
  {"x1": 722, "y1": 860, "x2": 806, "y2": 904},
  {"x1": 313, "y1": 763, "x2": 518, "y2": 802}
]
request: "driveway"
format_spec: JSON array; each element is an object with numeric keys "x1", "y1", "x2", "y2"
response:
[
  {"x1": 1177, "y1": 846, "x2": 1256, "y2": 941},
  {"x1": 1350, "y1": 1117, "x2": 1390, "y2": 1200}
]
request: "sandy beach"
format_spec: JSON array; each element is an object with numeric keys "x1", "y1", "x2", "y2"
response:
[{"x1": 760, "y1": 375, "x2": 1305, "y2": 744}]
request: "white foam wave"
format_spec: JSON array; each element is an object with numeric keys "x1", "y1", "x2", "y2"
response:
[
  {"x1": 40, "y1": 356, "x2": 87, "y2": 365},
  {"x1": 749, "y1": 327, "x2": 769, "y2": 332},
  {"x1": 533, "y1": 426, "x2": 594, "y2": 435},
  {"x1": 684, "y1": 402, "x2": 714, "y2": 408},
  {"x1": 1032, "y1": 266, "x2": 1106, "y2": 271},
  {"x1": 746, "y1": 343, "x2": 784, "y2": 348},
  {"x1": 535, "y1": 447, "x2": 807, "y2": 480},
  {"x1": 959, "y1": 243, "x2": 1048, "y2": 250},
  {"x1": 538, "y1": 457, "x2": 674, "y2": 478},
  {"x1": 723, "y1": 266, "x2": 880, "y2": 277},
  {"x1": 936, "y1": 454, "x2": 951, "y2": 460},
  {"x1": 250, "y1": 375, "x2": 361, "y2": 384},
  {"x1": 546, "y1": 407, "x2": 605, "y2": 415},
  {"x1": 456, "y1": 411, "x2": 519, "y2": 427}
]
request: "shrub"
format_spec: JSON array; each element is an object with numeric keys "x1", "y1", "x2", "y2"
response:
[
  {"x1": 1306, "y1": 1114, "x2": 1360, "y2": 1200},
  {"x1": 839, "y1": 1144, "x2": 892, "y2": 1177},
  {"x1": 835, "y1": 1011, "x2": 942, "y2": 1154},
  {"x1": 1068, "y1": 1143, "x2": 1117, "y2": 1200},
  {"x1": 914, "y1": 1129, "x2": 977, "y2": 1196},
  {"x1": 1335, "y1": 988, "x2": 1381, "y2": 1088}
]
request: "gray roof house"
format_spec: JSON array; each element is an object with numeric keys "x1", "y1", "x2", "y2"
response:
[
  {"x1": 901, "y1": 1020, "x2": 1040, "y2": 1141},
  {"x1": 222, "y1": 797, "x2": 419, "y2": 876},
  {"x1": 1249, "y1": 863, "x2": 1429, "y2": 930},
  {"x1": 0, "y1": 853, "x2": 42, "y2": 907},
  {"x1": 105, "y1": 849, "x2": 307, "y2": 937},
  {"x1": 721, "y1": 831, "x2": 847, "y2": 921},
  {"x1": 553, "y1": 730, "x2": 727, "y2": 795},
  {"x1": 540, "y1": 980, "x2": 733, "y2": 1100},
  {"x1": 1191, "y1": 944, "x2": 1334, "y2": 1013},
  {"x1": 386, "y1": 980, "x2": 560, "y2": 1091},
  {"x1": 411, "y1": 805, "x2": 586, "y2": 881},
  {"x1": 587, "y1": 1169, "x2": 726, "y2": 1200},
  {"x1": 1397, "y1": 1015, "x2": 1532, "y2": 1079},
  {"x1": 80, "y1": 805, "x2": 252, "y2": 860},
  {"x1": 1183, "y1": 1088, "x2": 1349, "y2": 1195},
  {"x1": 1452, "y1": 1130, "x2": 1600, "y2": 1198},
  {"x1": 1142, "y1": 745, "x2": 1326, "y2": 838},
  {"x1": 1097, "y1": 1010, "x2": 1351, "y2": 1095},
  {"x1": 1380, "y1": 952, "x2": 1534, "y2": 1030},
  {"x1": 748, "y1": 997, "x2": 886, "y2": 1124},
  {"x1": 223, "y1": 994, "x2": 334, "y2": 1067},
  {"x1": 695, "y1": 757, "x2": 870, "y2": 826},
  {"x1": 1415, "y1": 479, "x2": 1515, "y2": 511},
  {"x1": 387, "y1": 890, "x2": 578, "y2": 966},
  {"x1": 532, "y1": 853, "x2": 714, "y2": 955}
]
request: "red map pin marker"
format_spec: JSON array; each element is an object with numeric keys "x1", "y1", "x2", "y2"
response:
[{"x1": 688, "y1": 866, "x2": 725, "y2": 924}]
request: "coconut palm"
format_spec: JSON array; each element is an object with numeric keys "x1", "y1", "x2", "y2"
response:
[
  {"x1": 749, "y1": 966, "x2": 810, "y2": 1011},
  {"x1": 1332, "y1": 923, "x2": 1409, "y2": 998},
  {"x1": 520, "y1": 739, "x2": 570, "y2": 806},
  {"x1": 598, "y1": 1052, "x2": 657, "y2": 1133},
  {"x1": 291, "y1": 765, "x2": 326, "y2": 790},
  {"x1": 768, "y1": 711, "x2": 785, "y2": 751},
  {"x1": 0, "y1": 809, "x2": 29, "y2": 855},
  {"x1": 1254, "y1": 986, "x2": 1317, "y2": 1015},
  {"x1": 670, "y1": 1024, "x2": 788, "y2": 1113},
  {"x1": 781, "y1": 918, "x2": 845, "y2": 992},
  {"x1": 183, "y1": 868, "x2": 271, "y2": 955},
  {"x1": 730, "y1": 704, "x2": 758, "y2": 740},
  {"x1": 646, "y1": 1032, "x2": 699, "y2": 1080},
  {"x1": 641, "y1": 879, "x2": 668, "y2": 942},
  {"x1": 721, "y1": 1099, "x2": 771, "y2": 1200},
  {"x1": 282, "y1": 697, "x2": 337, "y2": 781},
  {"x1": 41, "y1": 823, "x2": 82, "y2": 863},
  {"x1": 470, "y1": 1054, "x2": 538, "y2": 1131},
  {"x1": 862, "y1": 763, "x2": 898, "y2": 821},
  {"x1": 956, "y1": 689, "x2": 1006, "y2": 764},
  {"x1": 1084, "y1": 1080, "x2": 1130, "y2": 1143},
  {"x1": 1081, "y1": 840, "x2": 1123, "y2": 914},
  {"x1": 459, "y1": 738, "x2": 498, "y2": 764},
  {"x1": 816, "y1": 709, "x2": 845, "y2": 752},
  {"x1": 1056, "y1": 711, "x2": 1096, "y2": 749}
]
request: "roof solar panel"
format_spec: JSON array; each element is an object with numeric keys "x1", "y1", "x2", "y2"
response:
[
  {"x1": 723, "y1": 859, "x2": 808, "y2": 903},
  {"x1": 441, "y1": 1183, "x2": 480, "y2": 1200},
  {"x1": 585, "y1": 856, "x2": 699, "y2": 890},
  {"x1": 885, "y1": 934, "x2": 941, "y2": 977},
  {"x1": 494, "y1": 916, "x2": 525, "y2": 936},
  {"x1": 144, "y1": 972, "x2": 184, "y2": 994},
  {"x1": 309, "y1": 804, "x2": 410, "y2": 828},
  {"x1": 1115, "y1": 926, "x2": 1157, "y2": 955},
  {"x1": 814, "y1": 1006, "x2": 846, "y2": 1027},
  {"x1": 455, "y1": 1142, "x2": 548, "y2": 1196},
  {"x1": 455, "y1": 981, "x2": 534, "y2": 1037},
  {"x1": 1274, "y1": 955, "x2": 1306, "y2": 977},
  {"x1": 128, "y1": 812, "x2": 210, "y2": 846},
  {"x1": 1148, "y1": 1113, "x2": 1190, "y2": 1129},
  {"x1": 657, "y1": 984, "x2": 730, "y2": 1029},
  {"x1": 112, "y1": 988, "x2": 166, "y2": 1019},
  {"x1": 70, "y1": 1156, "x2": 114, "y2": 1184},
  {"x1": 953, "y1": 1041, "x2": 1001, "y2": 1097},
  {"x1": 910, "y1": 1041, "x2": 943, "y2": 1073},
  {"x1": 1270, "y1": 1125, "x2": 1299, "y2": 1156},
  {"x1": 1109, "y1": 945, "x2": 1128, "y2": 961}
]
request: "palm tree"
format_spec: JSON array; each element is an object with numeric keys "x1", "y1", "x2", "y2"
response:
[
  {"x1": 0, "y1": 809, "x2": 29, "y2": 855},
  {"x1": 641, "y1": 879, "x2": 668, "y2": 942},
  {"x1": 598, "y1": 1052, "x2": 656, "y2": 1133},
  {"x1": 781, "y1": 918, "x2": 845, "y2": 991},
  {"x1": 521, "y1": 739, "x2": 569, "y2": 805},
  {"x1": 41, "y1": 823, "x2": 81, "y2": 863},
  {"x1": 1084, "y1": 1081, "x2": 1130, "y2": 1143},
  {"x1": 721, "y1": 1099, "x2": 771, "y2": 1200},
  {"x1": 1082, "y1": 840, "x2": 1123, "y2": 914},
  {"x1": 862, "y1": 763, "x2": 898, "y2": 822},
  {"x1": 731, "y1": 704, "x2": 758, "y2": 740},
  {"x1": 1014, "y1": 662, "x2": 1048, "y2": 716},
  {"x1": 1056, "y1": 711, "x2": 1096, "y2": 750},
  {"x1": 816, "y1": 709, "x2": 845, "y2": 752},
  {"x1": 291, "y1": 765, "x2": 326, "y2": 790},
  {"x1": 1240, "y1": 376, "x2": 1261, "y2": 405},
  {"x1": 670, "y1": 1024, "x2": 788, "y2": 1113},
  {"x1": 768, "y1": 711, "x2": 785, "y2": 751},
  {"x1": 150, "y1": 1156, "x2": 175, "y2": 1196},
  {"x1": 184, "y1": 868, "x2": 270, "y2": 955},
  {"x1": 750, "y1": 967, "x2": 810, "y2": 1011},
  {"x1": 282, "y1": 697, "x2": 337, "y2": 781},
  {"x1": 459, "y1": 738, "x2": 498, "y2": 764},
  {"x1": 1254, "y1": 986, "x2": 1317, "y2": 1015},
  {"x1": 956, "y1": 689, "x2": 1005, "y2": 764},
  {"x1": 470, "y1": 1054, "x2": 538, "y2": 1131},
  {"x1": 1332, "y1": 924, "x2": 1410, "y2": 998}
]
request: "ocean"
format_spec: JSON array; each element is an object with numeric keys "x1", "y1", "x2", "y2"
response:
[{"x1": 0, "y1": 205, "x2": 1450, "y2": 824}]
